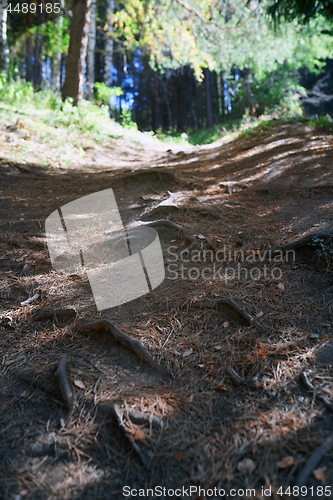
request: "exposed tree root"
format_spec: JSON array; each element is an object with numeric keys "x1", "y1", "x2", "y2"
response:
[
  {"x1": 112, "y1": 168, "x2": 195, "y2": 191},
  {"x1": 142, "y1": 219, "x2": 198, "y2": 248},
  {"x1": 226, "y1": 367, "x2": 245, "y2": 386},
  {"x1": 140, "y1": 206, "x2": 180, "y2": 222},
  {"x1": 19, "y1": 374, "x2": 58, "y2": 397},
  {"x1": 100, "y1": 401, "x2": 147, "y2": 466},
  {"x1": 76, "y1": 319, "x2": 168, "y2": 376},
  {"x1": 226, "y1": 367, "x2": 260, "y2": 388},
  {"x1": 190, "y1": 297, "x2": 255, "y2": 325},
  {"x1": 140, "y1": 205, "x2": 221, "y2": 222},
  {"x1": 99, "y1": 402, "x2": 162, "y2": 429},
  {"x1": 33, "y1": 307, "x2": 77, "y2": 322},
  {"x1": 300, "y1": 372, "x2": 333, "y2": 414},
  {"x1": 273, "y1": 228, "x2": 333, "y2": 254},
  {"x1": 55, "y1": 356, "x2": 74, "y2": 412},
  {"x1": 296, "y1": 435, "x2": 333, "y2": 487},
  {"x1": 138, "y1": 219, "x2": 216, "y2": 251}
]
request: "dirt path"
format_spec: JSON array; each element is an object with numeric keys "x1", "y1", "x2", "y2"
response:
[{"x1": 0, "y1": 120, "x2": 333, "y2": 499}]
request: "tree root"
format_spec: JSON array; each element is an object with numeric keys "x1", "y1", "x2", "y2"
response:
[
  {"x1": 55, "y1": 356, "x2": 74, "y2": 412},
  {"x1": 33, "y1": 307, "x2": 77, "y2": 322},
  {"x1": 226, "y1": 366, "x2": 260, "y2": 389},
  {"x1": 190, "y1": 297, "x2": 255, "y2": 325},
  {"x1": 273, "y1": 228, "x2": 333, "y2": 254},
  {"x1": 76, "y1": 319, "x2": 168, "y2": 377},
  {"x1": 99, "y1": 402, "x2": 162, "y2": 429},
  {"x1": 19, "y1": 374, "x2": 58, "y2": 397},
  {"x1": 300, "y1": 372, "x2": 333, "y2": 414},
  {"x1": 295, "y1": 435, "x2": 333, "y2": 487},
  {"x1": 139, "y1": 219, "x2": 216, "y2": 251},
  {"x1": 100, "y1": 401, "x2": 147, "y2": 465},
  {"x1": 226, "y1": 366, "x2": 245, "y2": 386},
  {"x1": 140, "y1": 219, "x2": 197, "y2": 247}
]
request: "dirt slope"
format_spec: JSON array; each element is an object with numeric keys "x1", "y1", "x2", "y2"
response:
[{"x1": 0, "y1": 120, "x2": 333, "y2": 499}]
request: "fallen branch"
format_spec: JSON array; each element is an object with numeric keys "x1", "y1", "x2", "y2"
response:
[
  {"x1": 76, "y1": 319, "x2": 168, "y2": 377},
  {"x1": 54, "y1": 356, "x2": 73, "y2": 412},
  {"x1": 295, "y1": 435, "x2": 333, "y2": 487},
  {"x1": 300, "y1": 372, "x2": 333, "y2": 414},
  {"x1": 191, "y1": 297, "x2": 255, "y2": 326},
  {"x1": 273, "y1": 228, "x2": 333, "y2": 254}
]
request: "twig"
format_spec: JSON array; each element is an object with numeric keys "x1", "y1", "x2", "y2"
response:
[
  {"x1": 191, "y1": 297, "x2": 255, "y2": 325},
  {"x1": 76, "y1": 319, "x2": 168, "y2": 376},
  {"x1": 295, "y1": 436, "x2": 333, "y2": 487},
  {"x1": 54, "y1": 356, "x2": 73, "y2": 412},
  {"x1": 300, "y1": 372, "x2": 333, "y2": 414}
]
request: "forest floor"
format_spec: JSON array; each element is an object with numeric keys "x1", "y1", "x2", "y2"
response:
[{"x1": 0, "y1": 112, "x2": 333, "y2": 500}]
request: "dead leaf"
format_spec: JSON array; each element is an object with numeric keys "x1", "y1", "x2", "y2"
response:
[
  {"x1": 183, "y1": 348, "x2": 193, "y2": 357},
  {"x1": 215, "y1": 383, "x2": 227, "y2": 392},
  {"x1": 73, "y1": 379, "x2": 85, "y2": 390},
  {"x1": 256, "y1": 311, "x2": 264, "y2": 318},
  {"x1": 223, "y1": 321, "x2": 229, "y2": 328},
  {"x1": 133, "y1": 428, "x2": 146, "y2": 442},
  {"x1": 278, "y1": 456, "x2": 294, "y2": 469},
  {"x1": 313, "y1": 468, "x2": 326, "y2": 481},
  {"x1": 175, "y1": 452, "x2": 182, "y2": 461},
  {"x1": 237, "y1": 458, "x2": 256, "y2": 474}
]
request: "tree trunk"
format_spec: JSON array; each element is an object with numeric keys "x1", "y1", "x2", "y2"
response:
[
  {"x1": 103, "y1": 0, "x2": 115, "y2": 86},
  {"x1": 62, "y1": 0, "x2": 91, "y2": 105},
  {"x1": 33, "y1": 33, "x2": 43, "y2": 90},
  {"x1": 86, "y1": 0, "x2": 96, "y2": 99},
  {"x1": 204, "y1": 68, "x2": 214, "y2": 128},
  {"x1": 51, "y1": 17, "x2": 62, "y2": 92},
  {"x1": 0, "y1": 0, "x2": 9, "y2": 72},
  {"x1": 51, "y1": 53, "x2": 61, "y2": 91}
]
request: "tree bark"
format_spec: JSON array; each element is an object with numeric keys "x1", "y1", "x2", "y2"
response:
[
  {"x1": 86, "y1": 0, "x2": 96, "y2": 99},
  {"x1": 0, "y1": 0, "x2": 9, "y2": 72},
  {"x1": 62, "y1": 0, "x2": 91, "y2": 105},
  {"x1": 103, "y1": 0, "x2": 115, "y2": 86},
  {"x1": 51, "y1": 17, "x2": 63, "y2": 92},
  {"x1": 204, "y1": 68, "x2": 214, "y2": 128}
]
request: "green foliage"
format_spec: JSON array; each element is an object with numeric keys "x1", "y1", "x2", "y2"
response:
[
  {"x1": 233, "y1": 66, "x2": 306, "y2": 117},
  {"x1": 0, "y1": 76, "x2": 34, "y2": 103},
  {"x1": 186, "y1": 120, "x2": 244, "y2": 145},
  {"x1": 26, "y1": 17, "x2": 70, "y2": 58},
  {"x1": 94, "y1": 82, "x2": 123, "y2": 105},
  {"x1": 266, "y1": 0, "x2": 333, "y2": 23},
  {"x1": 309, "y1": 114, "x2": 333, "y2": 132},
  {"x1": 113, "y1": 0, "x2": 333, "y2": 82},
  {"x1": 120, "y1": 108, "x2": 138, "y2": 129}
]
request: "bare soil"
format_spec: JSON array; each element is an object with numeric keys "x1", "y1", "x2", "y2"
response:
[{"x1": 0, "y1": 119, "x2": 333, "y2": 499}]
